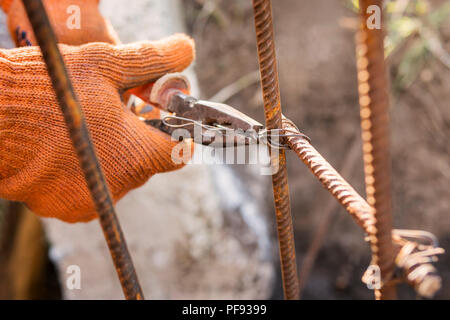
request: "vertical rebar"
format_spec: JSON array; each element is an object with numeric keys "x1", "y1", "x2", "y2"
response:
[
  {"x1": 252, "y1": 0, "x2": 299, "y2": 300},
  {"x1": 356, "y1": 0, "x2": 396, "y2": 299},
  {"x1": 21, "y1": 0, "x2": 143, "y2": 300}
]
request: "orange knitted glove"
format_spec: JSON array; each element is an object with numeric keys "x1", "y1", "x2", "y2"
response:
[
  {"x1": 1, "y1": 0, "x2": 161, "y2": 119},
  {"x1": 1, "y1": 0, "x2": 119, "y2": 46},
  {"x1": 0, "y1": 35, "x2": 195, "y2": 223}
]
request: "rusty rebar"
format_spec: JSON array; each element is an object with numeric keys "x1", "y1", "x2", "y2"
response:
[
  {"x1": 283, "y1": 118, "x2": 376, "y2": 235},
  {"x1": 21, "y1": 0, "x2": 143, "y2": 300},
  {"x1": 252, "y1": 0, "x2": 299, "y2": 300},
  {"x1": 283, "y1": 117, "x2": 443, "y2": 298},
  {"x1": 356, "y1": 0, "x2": 396, "y2": 299},
  {"x1": 297, "y1": 137, "x2": 362, "y2": 298}
]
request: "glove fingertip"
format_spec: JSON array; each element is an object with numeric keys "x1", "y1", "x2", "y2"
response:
[
  {"x1": 136, "y1": 119, "x2": 194, "y2": 173},
  {"x1": 108, "y1": 34, "x2": 196, "y2": 89},
  {"x1": 167, "y1": 33, "x2": 196, "y2": 62}
]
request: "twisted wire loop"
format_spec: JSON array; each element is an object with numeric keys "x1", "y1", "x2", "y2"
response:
[
  {"x1": 252, "y1": 0, "x2": 299, "y2": 300},
  {"x1": 260, "y1": 129, "x2": 311, "y2": 149},
  {"x1": 22, "y1": 0, "x2": 143, "y2": 299},
  {"x1": 356, "y1": 0, "x2": 397, "y2": 299},
  {"x1": 392, "y1": 231, "x2": 444, "y2": 298},
  {"x1": 160, "y1": 115, "x2": 310, "y2": 148},
  {"x1": 282, "y1": 117, "x2": 444, "y2": 298}
]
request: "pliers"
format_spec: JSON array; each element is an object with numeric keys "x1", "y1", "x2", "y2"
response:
[{"x1": 134, "y1": 73, "x2": 264, "y2": 147}]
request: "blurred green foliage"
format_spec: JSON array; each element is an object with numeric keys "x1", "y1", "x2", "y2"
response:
[{"x1": 348, "y1": 0, "x2": 450, "y2": 91}]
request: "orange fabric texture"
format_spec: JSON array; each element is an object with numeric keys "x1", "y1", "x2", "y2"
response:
[
  {"x1": 0, "y1": 36, "x2": 195, "y2": 222},
  {"x1": 2, "y1": 0, "x2": 116, "y2": 46},
  {"x1": 4, "y1": 0, "x2": 157, "y2": 110},
  {"x1": 0, "y1": 0, "x2": 14, "y2": 12},
  {"x1": 4, "y1": 0, "x2": 159, "y2": 118}
]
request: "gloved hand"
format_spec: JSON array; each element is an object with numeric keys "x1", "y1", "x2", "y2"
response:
[
  {"x1": 1, "y1": 0, "x2": 119, "y2": 46},
  {"x1": 0, "y1": 35, "x2": 195, "y2": 222},
  {"x1": 1, "y1": 0, "x2": 161, "y2": 118}
]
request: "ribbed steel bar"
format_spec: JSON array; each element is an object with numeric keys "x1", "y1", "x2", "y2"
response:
[
  {"x1": 21, "y1": 0, "x2": 143, "y2": 300},
  {"x1": 356, "y1": 0, "x2": 396, "y2": 299},
  {"x1": 283, "y1": 118, "x2": 443, "y2": 298},
  {"x1": 252, "y1": 0, "x2": 299, "y2": 300},
  {"x1": 297, "y1": 139, "x2": 362, "y2": 298},
  {"x1": 283, "y1": 118, "x2": 376, "y2": 235}
]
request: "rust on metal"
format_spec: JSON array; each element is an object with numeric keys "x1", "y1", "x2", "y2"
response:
[
  {"x1": 283, "y1": 118, "x2": 376, "y2": 232},
  {"x1": 282, "y1": 117, "x2": 443, "y2": 298},
  {"x1": 392, "y1": 231, "x2": 444, "y2": 298},
  {"x1": 252, "y1": 0, "x2": 299, "y2": 300},
  {"x1": 356, "y1": 0, "x2": 396, "y2": 299},
  {"x1": 21, "y1": 0, "x2": 143, "y2": 300}
]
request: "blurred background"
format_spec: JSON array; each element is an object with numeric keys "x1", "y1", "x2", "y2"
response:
[
  {"x1": 184, "y1": 0, "x2": 450, "y2": 299},
  {"x1": 0, "y1": 0, "x2": 449, "y2": 299}
]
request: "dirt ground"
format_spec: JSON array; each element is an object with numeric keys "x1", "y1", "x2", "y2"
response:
[{"x1": 184, "y1": 0, "x2": 450, "y2": 299}]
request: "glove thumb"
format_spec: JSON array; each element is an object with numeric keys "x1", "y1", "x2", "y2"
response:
[{"x1": 92, "y1": 33, "x2": 195, "y2": 90}]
